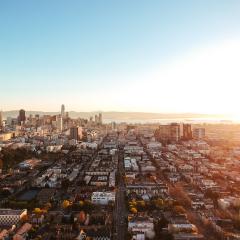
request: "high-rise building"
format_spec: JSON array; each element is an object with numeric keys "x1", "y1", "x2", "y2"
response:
[
  {"x1": 56, "y1": 115, "x2": 63, "y2": 132},
  {"x1": 70, "y1": 127, "x2": 82, "y2": 140},
  {"x1": 95, "y1": 115, "x2": 99, "y2": 124},
  {"x1": 18, "y1": 109, "x2": 26, "y2": 124},
  {"x1": 89, "y1": 116, "x2": 93, "y2": 127},
  {"x1": 99, "y1": 113, "x2": 102, "y2": 125},
  {"x1": 111, "y1": 121, "x2": 117, "y2": 130},
  {"x1": 182, "y1": 124, "x2": 192, "y2": 140},
  {"x1": 61, "y1": 104, "x2": 65, "y2": 118},
  {"x1": 155, "y1": 123, "x2": 180, "y2": 143},
  {"x1": 7, "y1": 117, "x2": 12, "y2": 126},
  {"x1": 193, "y1": 128, "x2": 205, "y2": 139}
]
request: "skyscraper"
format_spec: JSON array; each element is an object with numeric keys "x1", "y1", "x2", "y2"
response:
[
  {"x1": 99, "y1": 113, "x2": 102, "y2": 125},
  {"x1": 7, "y1": 117, "x2": 12, "y2": 126},
  {"x1": 155, "y1": 123, "x2": 180, "y2": 143},
  {"x1": 95, "y1": 114, "x2": 99, "y2": 124},
  {"x1": 56, "y1": 115, "x2": 63, "y2": 132},
  {"x1": 18, "y1": 109, "x2": 26, "y2": 124},
  {"x1": 193, "y1": 128, "x2": 205, "y2": 139},
  {"x1": 61, "y1": 104, "x2": 65, "y2": 118},
  {"x1": 70, "y1": 127, "x2": 83, "y2": 140},
  {"x1": 182, "y1": 124, "x2": 192, "y2": 140}
]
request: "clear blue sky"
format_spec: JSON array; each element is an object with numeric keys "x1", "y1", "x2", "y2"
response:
[{"x1": 1, "y1": 0, "x2": 240, "y2": 113}]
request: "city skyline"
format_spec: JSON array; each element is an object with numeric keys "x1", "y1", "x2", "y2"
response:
[
  {"x1": 1, "y1": 1, "x2": 240, "y2": 116},
  {"x1": 1, "y1": 2, "x2": 240, "y2": 239}
]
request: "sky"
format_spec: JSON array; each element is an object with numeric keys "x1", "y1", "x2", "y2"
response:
[{"x1": 1, "y1": 0, "x2": 240, "y2": 116}]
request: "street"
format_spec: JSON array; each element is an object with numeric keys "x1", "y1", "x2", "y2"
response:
[{"x1": 115, "y1": 149, "x2": 127, "y2": 240}]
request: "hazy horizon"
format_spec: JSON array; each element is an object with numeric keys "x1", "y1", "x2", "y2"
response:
[
  {"x1": 1, "y1": 1, "x2": 240, "y2": 117},
  {"x1": 1, "y1": 2, "x2": 240, "y2": 239},
  {"x1": 1, "y1": 109, "x2": 233, "y2": 124},
  {"x1": 1, "y1": 108, "x2": 229, "y2": 116}
]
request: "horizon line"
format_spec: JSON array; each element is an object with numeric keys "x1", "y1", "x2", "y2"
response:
[{"x1": 1, "y1": 109, "x2": 231, "y2": 116}]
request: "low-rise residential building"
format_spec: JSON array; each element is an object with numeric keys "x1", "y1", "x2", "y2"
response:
[
  {"x1": 0, "y1": 209, "x2": 27, "y2": 226},
  {"x1": 91, "y1": 192, "x2": 115, "y2": 205}
]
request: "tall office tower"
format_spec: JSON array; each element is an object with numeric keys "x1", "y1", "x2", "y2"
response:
[
  {"x1": 155, "y1": 123, "x2": 180, "y2": 143},
  {"x1": 95, "y1": 114, "x2": 99, "y2": 124},
  {"x1": 56, "y1": 115, "x2": 63, "y2": 132},
  {"x1": 193, "y1": 128, "x2": 205, "y2": 140},
  {"x1": 89, "y1": 116, "x2": 93, "y2": 126},
  {"x1": 70, "y1": 127, "x2": 83, "y2": 140},
  {"x1": 43, "y1": 115, "x2": 52, "y2": 125},
  {"x1": 7, "y1": 117, "x2": 12, "y2": 126},
  {"x1": 0, "y1": 110, "x2": 2, "y2": 127},
  {"x1": 182, "y1": 124, "x2": 192, "y2": 140},
  {"x1": 169, "y1": 123, "x2": 181, "y2": 142},
  {"x1": 111, "y1": 121, "x2": 116, "y2": 130},
  {"x1": 99, "y1": 113, "x2": 102, "y2": 125},
  {"x1": 18, "y1": 109, "x2": 26, "y2": 124},
  {"x1": 61, "y1": 104, "x2": 65, "y2": 118}
]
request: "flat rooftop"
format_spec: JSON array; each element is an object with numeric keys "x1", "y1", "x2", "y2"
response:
[{"x1": 0, "y1": 209, "x2": 26, "y2": 215}]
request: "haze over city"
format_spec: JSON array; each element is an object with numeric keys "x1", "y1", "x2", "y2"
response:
[
  {"x1": 2, "y1": 1, "x2": 240, "y2": 240},
  {"x1": 1, "y1": 1, "x2": 240, "y2": 117}
]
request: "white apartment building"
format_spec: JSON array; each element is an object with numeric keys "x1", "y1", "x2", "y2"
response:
[
  {"x1": 91, "y1": 192, "x2": 115, "y2": 205},
  {"x1": 0, "y1": 209, "x2": 27, "y2": 226}
]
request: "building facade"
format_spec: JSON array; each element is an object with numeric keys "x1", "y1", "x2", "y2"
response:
[
  {"x1": 18, "y1": 109, "x2": 26, "y2": 125},
  {"x1": 183, "y1": 124, "x2": 192, "y2": 140},
  {"x1": 155, "y1": 123, "x2": 181, "y2": 143},
  {"x1": 193, "y1": 128, "x2": 205, "y2": 139},
  {"x1": 0, "y1": 209, "x2": 27, "y2": 226},
  {"x1": 70, "y1": 127, "x2": 83, "y2": 140}
]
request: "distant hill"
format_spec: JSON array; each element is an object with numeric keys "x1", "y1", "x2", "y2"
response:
[{"x1": 2, "y1": 110, "x2": 226, "y2": 121}]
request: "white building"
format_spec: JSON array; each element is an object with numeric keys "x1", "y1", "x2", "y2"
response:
[
  {"x1": 91, "y1": 192, "x2": 115, "y2": 205},
  {"x1": 147, "y1": 141, "x2": 162, "y2": 150},
  {"x1": 128, "y1": 217, "x2": 155, "y2": 240},
  {"x1": 0, "y1": 209, "x2": 27, "y2": 226}
]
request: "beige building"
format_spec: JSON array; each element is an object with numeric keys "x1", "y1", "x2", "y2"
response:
[{"x1": 0, "y1": 132, "x2": 12, "y2": 141}]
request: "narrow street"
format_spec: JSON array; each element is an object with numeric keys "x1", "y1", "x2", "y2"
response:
[{"x1": 115, "y1": 149, "x2": 127, "y2": 240}]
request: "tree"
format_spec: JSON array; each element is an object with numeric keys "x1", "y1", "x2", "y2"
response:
[
  {"x1": 155, "y1": 198, "x2": 164, "y2": 209},
  {"x1": 44, "y1": 202, "x2": 52, "y2": 210},
  {"x1": 136, "y1": 200, "x2": 146, "y2": 211},
  {"x1": 173, "y1": 205, "x2": 186, "y2": 214},
  {"x1": 62, "y1": 200, "x2": 71, "y2": 209},
  {"x1": 137, "y1": 200, "x2": 145, "y2": 207},
  {"x1": 82, "y1": 200, "x2": 94, "y2": 211},
  {"x1": 155, "y1": 216, "x2": 169, "y2": 237},
  {"x1": 126, "y1": 232, "x2": 133, "y2": 240},
  {"x1": 130, "y1": 207, "x2": 137, "y2": 214},
  {"x1": 129, "y1": 200, "x2": 137, "y2": 209},
  {"x1": 61, "y1": 179, "x2": 70, "y2": 189},
  {"x1": 160, "y1": 233, "x2": 173, "y2": 240},
  {"x1": 33, "y1": 207, "x2": 47, "y2": 215},
  {"x1": 205, "y1": 189, "x2": 219, "y2": 200},
  {"x1": 33, "y1": 208, "x2": 42, "y2": 214},
  {"x1": 79, "y1": 211, "x2": 86, "y2": 224},
  {"x1": 33, "y1": 208, "x2": 41, "y2": 214}
]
